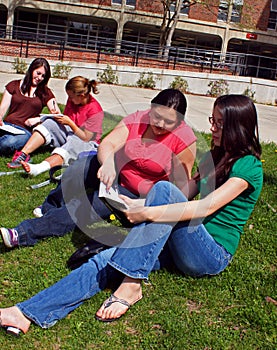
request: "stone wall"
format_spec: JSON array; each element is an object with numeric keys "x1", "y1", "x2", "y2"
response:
[{"x1": 0, "y1": 54, "x2": 276, "y2": 105}]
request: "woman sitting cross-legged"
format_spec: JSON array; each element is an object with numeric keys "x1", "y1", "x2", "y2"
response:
[
  {"x1": 0, "y1": 94, "x2": 263, "y2": 334},
  {"x1": 0, "y1": 88, "x2": 196, "y2": 248}
]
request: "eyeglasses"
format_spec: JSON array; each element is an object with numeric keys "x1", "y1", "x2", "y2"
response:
[{"x1": 208, "y1": 116, "x2": 223, "y2": 130}]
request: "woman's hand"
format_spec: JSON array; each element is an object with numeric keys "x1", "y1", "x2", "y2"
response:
[
  {"x1": 97, "y1": 162, "x2": 117, "y2": 190},
  {"x1": 54, "y1": 114, "x2": 71, "y2": 125},
  {"x1": 119, "y1": 195, "x2": 146, "y2": 209},
  {"x1": 118, "y1": 195, "x2": 149, "y2": 223},
  {"x1": 24, "y1": 117, "x2": 41, "y2": 127},
  {"x1": 124, "y1": 205, "x2": 151, "y2": 224}
]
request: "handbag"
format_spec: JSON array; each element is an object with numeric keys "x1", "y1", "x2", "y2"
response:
[{"x1": 67, "y1": 238, "x2": 109, "y2": 270}]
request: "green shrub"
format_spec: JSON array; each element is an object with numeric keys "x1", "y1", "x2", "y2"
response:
[
  {"x1": 169, "y1": 76, "x2": 189, "y2": 93},
  {"x1": 207, "y1": 79, "x2": 229, "y2": 97},
  {"x1": 52, "y1": 62, "x2": 72, "y2": 79},
  {"x1": 12, "y1": 57, "x2": 27, "y2": 74},
  {"x1": 243, "y1": 86, "x2": 256, "y2": 102},
  {"x1": 97, "y1": 64, "x2": 118, "y2": 84},
  {"x1": 136, "y1": 72, "x2": 158, "y2": 89}
]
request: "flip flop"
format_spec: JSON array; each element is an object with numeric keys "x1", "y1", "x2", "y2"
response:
[{"x1": 95, "y1": 293, "x2": 142, "y2": 322}]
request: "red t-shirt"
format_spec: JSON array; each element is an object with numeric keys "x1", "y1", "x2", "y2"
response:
[
  {"x1": 63, "y1": 95, "x2": 104, "y2": 143},
  {"x1": 115, "y1": 109, "x2": 196, "y2": 196},
  {"x1": 4, "y1": 80, "x2": 54, "y2": 129}
]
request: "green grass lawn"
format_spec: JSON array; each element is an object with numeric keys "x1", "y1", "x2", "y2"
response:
[{"x1": 0, "y1": 110, "x2": 276, "y2": 349}]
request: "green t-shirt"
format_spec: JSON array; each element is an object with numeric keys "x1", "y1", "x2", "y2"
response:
[{"x1": 201, "y1": 155, "x2": 263, "y2": 255}]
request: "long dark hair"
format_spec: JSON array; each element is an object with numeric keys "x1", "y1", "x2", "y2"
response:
[
  {"x1": 199, "y1": 94, "x2": 262, "y2": 187},
  {"x1": 21, "y1": 58, "x2": 51, "y2": 98},
  {"x1": 151, "y1": 88, "x2": 187, "y2": 122}
]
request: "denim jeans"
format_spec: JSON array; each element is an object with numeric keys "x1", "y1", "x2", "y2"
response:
[
  {"x1": 0, "y1": 123, "x2": 31, "y2": 155},
  {"x1": 17, "y1": 181, "x2": 232, "y2": 328},
  {"x1": 16, "y1": 155, "x2": 137, "y2": 246}
]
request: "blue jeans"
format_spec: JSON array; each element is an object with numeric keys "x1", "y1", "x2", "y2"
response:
[
  {"x1": 0, "y1": 123, "x2": 31, "y2": 155},
  {"x1": 17, "y1": 181, "x2": 232, "y2": 328},
  {"x1": 16, "y1": 155, "x2": 137, "y2": 246}
]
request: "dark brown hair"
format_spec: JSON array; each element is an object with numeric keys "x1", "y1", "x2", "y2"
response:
[
  {"x1": 21, "y1": 58, "x2": 51, "y2": 98},
  {"x1": 151, "y1": 88, "x2": 187, "y2": 121},
  {"x1": 198, "y1": 94, "x2": 262, "y2": 187}
]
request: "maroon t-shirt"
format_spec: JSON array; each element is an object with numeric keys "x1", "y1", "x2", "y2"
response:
[{"x1": 4, "y1": 80, "x2": 54, "y2": 129}]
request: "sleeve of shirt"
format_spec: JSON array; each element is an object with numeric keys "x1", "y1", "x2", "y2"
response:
[
  {"x1": 5, "y1": 80, "x2": 17, "y2": 95},
  {"x1": 42, "y1": 87, "x2": 55, "y2": 105},
  {"x1": 229, "y1": 155, "x2": 262, "y2": 191},
  {"x1": 173, "y1": 123, "x2": 197, "y2": 154},
  {"x1": 122, "y1": 110, "x2": 142, "y2": 131}
]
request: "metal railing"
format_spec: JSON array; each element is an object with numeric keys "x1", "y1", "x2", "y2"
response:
[{"x1": 0, "y1": 24, "x2": 276, "y2": 80}]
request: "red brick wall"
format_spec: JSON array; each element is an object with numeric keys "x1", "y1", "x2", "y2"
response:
[
  {"x1": 79, "y1": 0, "x2": 164, "y2": 14},
  {"x1": 189, "y1": 0, "x2": 218, "y2": 23},
  {"x1": 80, "y1": 0, "x2": 111, "y2": 5},
  {"x1": 241, "y1": 0, "x2": 271, "y2": 30},
  {"x1": 58, "y1": 1, "x2": 272, "y2": 32},
  {"x1": 137, "y1": 0, "x2": 163, "y2": 14},
  {"x1": 0, "y1": 39, "x2": 232, "y2": 75}
]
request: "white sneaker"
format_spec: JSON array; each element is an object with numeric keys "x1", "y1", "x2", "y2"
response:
[
  {"x1": 33, "y1": 206, "x2": 43, "y2": 218},
  {"x1": 0, "y1": 227, "x2": 19, "y2": 248}
]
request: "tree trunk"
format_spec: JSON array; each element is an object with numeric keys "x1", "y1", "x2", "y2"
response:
[{"x1": 163, "y1": 0, "x2": 183, "y2": 58}]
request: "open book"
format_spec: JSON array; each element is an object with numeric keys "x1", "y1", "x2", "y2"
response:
[
  {"x1": 98, "y1": 182, "x2": 129, "y2": 211},
  {"x1": 0, "y1": 123, "x2": 25, "y2": 135},
  {"x1": 39, "y1": 113, "x2": 64, "y2": 122}
]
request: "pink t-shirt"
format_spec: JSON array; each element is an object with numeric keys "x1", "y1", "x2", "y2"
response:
[
  {"x1": 115, "y1": 109, "x2": 196, "y2": 196},
  {"x1": 63, "y1": 95, "x2": 104, "y2": 143}
]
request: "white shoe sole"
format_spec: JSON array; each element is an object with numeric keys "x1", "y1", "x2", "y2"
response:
[
  {"x1": 33, "y1": 207, "x2": 43, "y2": 218},
  {"x1": 0, "y1": 227, "x2": 13, "y2": 248}
]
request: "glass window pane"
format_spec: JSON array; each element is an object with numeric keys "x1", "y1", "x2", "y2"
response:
[
  {"x1": 271, "y1": 0, "x2": 277, "y2": 11},
  {"x1": 126, "y1": 0, "x2": 136, "y2": 6},
  {"x1": 218, "y1": 0, "x2": 228, "y2": 22},
  {"x1": 268, "y1": 10, "x2": 277, "y2": 29}
]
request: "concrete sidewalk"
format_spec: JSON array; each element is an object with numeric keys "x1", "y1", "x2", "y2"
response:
[
  {"x1": 0, "y1": 73, "x2": 276, "y2": 143},
  {"x1": 98, "y1": 85, "x2": 277, "y2": 144}
]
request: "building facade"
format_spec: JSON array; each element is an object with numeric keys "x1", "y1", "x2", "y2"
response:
[{"x1": 0, "y1": 0, "x2": 276, "y2": 77}]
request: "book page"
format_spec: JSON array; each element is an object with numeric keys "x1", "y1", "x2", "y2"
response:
[
  {"x1": 0, "y1": 123, "x2": 25, "y2": 135},
  {"x1": 99, "y1": 182, "x2": 129, "y2": 211},
  {"x1": 39, "y1": 114, "x2": 64, "y2": 122}
]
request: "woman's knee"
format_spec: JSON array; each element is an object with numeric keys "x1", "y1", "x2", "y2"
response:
[{"x1": 146, "y1": 181, "x2": 187, "y2": 206}]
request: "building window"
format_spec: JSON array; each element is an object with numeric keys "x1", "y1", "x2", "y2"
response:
[
  {"x1": 271, "y1": 0, "x2": 277, "y2": 11},
  {"x1": 170, "y1": 3, "x2": 189, "y2": 15},
  {"x1": 126, "y1": 0, "x2": 136, "y2": 6},
  {"x1": 231, "y1": 0, "x2": 243, "y2": 22},
  {"x1": 218, "y1": 0, "x2": 228, "y2": 22},
  {"x1": 268, "y1": 0, "x2": 277, "y2": 30},
  {"x1": 218, "y1": 0, "x2": 243, "y2": 23},
  {"x1": 112, "y1": 0, "x2": 136, "y2": 5}
]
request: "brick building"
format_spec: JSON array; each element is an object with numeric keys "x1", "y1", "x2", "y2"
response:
[{"x1": 0, "y1": 0, "x2": 276, "y2": 77}]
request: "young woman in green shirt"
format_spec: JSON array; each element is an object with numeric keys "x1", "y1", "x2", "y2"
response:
[{"x1": 0, "y1": 94, "x2": 263, "y2": 333}]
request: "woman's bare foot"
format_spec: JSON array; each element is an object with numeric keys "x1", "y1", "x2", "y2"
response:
[
  {"x1": 95, "y1": 276, "x2": 143, "y2": 322},
  {"x1": 21, "y1": 160, "x2": 50, "y2": 177},
  {"x1": 0, "y1": 306, "x2": 31, "y2": 334},
  {"x1": 21, "y1": 161, "x2": 31, "y2": 173}
]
